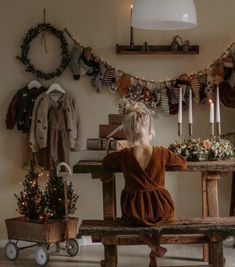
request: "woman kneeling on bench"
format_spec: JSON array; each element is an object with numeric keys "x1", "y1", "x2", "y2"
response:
[{"x1": 103, "y1": 102, "x2": 187, "y2": 267}]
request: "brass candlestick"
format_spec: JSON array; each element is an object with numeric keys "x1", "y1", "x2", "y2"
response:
[
  {"x1": 189, "y1": 123, "x2": 193, "y2": 137},
  {"x1": 178, "y1": 123, "x2": 182, "y2": 137}
]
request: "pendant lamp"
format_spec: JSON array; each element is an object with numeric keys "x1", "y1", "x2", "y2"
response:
[{"x1": 131, "y1": 0, "x2": 197, "y2": 30}]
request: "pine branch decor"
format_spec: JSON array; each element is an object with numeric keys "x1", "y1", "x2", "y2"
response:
[
  {"x1": 15, "y1": 162, "x2": 46, "y2": 220},
  {"x1": 16, "y1": 23, "x2": 70, "y2": 80},
  {"x1": 169, "y1": 136, "x2": 235, "y2": 161},
  {"x1": 15, "y1": 162, "x2": 78, "y2": 221},
  {"x1": 44, "y1": 165, "x2": 79, "y2": 219}
]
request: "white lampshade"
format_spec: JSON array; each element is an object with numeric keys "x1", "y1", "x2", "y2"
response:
[{"x1": 131, "y1": 0, "x2": 197, "y2": 30}]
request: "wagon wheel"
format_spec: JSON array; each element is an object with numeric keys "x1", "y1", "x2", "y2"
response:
[
  {"x1": 66, "y1": 239, "x2": 79, "y2": 256},
  {"x1": 5, "y1": 241, "x2": 19, "y2": 261},
  {"x1": 34, "y1": 245, "x2": 49, "y2": 266}
]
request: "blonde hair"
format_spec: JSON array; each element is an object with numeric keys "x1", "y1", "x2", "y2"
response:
[{"x1": 122, "y1": 102, "x2": 154, "y2": 147}]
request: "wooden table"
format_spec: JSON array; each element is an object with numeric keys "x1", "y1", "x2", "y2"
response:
[{"x1": 73, "y1": 160, "x2": 235, "y2": 265}]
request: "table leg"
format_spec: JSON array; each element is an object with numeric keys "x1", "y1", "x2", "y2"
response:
[
  {"x1": 202, "y1": 171, "x2": 220, "y2": 263},
  {"x1": 210, "y1": 240, "x2": 224, "y2": 267},
  {"x1": 206, "y1": 172, "x2": 220, "y2": 217},
  {"x1": 230, "y1": 172, "x2": 235, "y2": 216},
  {"x1": 202, "y1": 172, "x2": 209, "y2": 262},
  {"x1": 102, "y1": 175, "x2": 117, "y2": 220},
  {"x1": 101, "y1": 174, "x2": 117, "y2": 266}
]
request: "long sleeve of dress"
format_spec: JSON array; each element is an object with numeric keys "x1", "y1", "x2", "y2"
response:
[
  {"x1": 29, "y1": 96, "x2": 42, "y2": 152},
  {"x1": 6, "y1": 92, "x2": 19, "y2": 129},
  {"x1": 163, "y1": 147, "x2": 187, "y2": 170},
  {"x1": 102, "y1": 151, "x2": 122, "y2": 170}
]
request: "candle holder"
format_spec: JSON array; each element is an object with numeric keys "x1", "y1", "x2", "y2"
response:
[
  {"x1": 216, "y1": 122, "x2": 221, "y2": 136},
  {"x1": 178, "y1": 123, "x2": 182, "y2": 137},
  {"x1": 210, "y1": 123, "x2": 215, "y2": 137},
  {"x1": 189, "y1": 123, "x2": 193, "y2": 137}
]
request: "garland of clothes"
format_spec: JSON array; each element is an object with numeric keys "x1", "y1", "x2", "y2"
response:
[
  {"x1": 6, "y1": 80, "x2": 80, "y2": 171},
  {"x1": 65, "y1": 29, "x2": 235, "y2": 114}
]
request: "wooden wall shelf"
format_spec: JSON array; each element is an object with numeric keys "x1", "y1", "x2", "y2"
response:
[{"x1": 116, "y1": 44, "x2": 199, "y2": 55}]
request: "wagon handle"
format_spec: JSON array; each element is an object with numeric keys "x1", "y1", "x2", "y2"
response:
[{"x1": 56, "y1": 162, "x2": 72, "y2": 178}]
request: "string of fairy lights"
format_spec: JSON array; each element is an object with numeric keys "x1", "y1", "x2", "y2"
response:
[{"x1": 64, "y1": 28, "x2": 235, "y2": 84}]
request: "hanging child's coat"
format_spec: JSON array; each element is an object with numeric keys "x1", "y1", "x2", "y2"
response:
[{"x1": 29, "y1": 91, "x2": 80, "y2": 170}]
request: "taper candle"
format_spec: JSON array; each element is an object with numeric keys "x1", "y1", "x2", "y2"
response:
[
  {"x1": 178, "y1": 86, "x2": 182, "y2": 136},
  {"x1": 216, "y1": 85, "x2": 221, "y2": 135},
  {"x1": 209, "y1": 99, "x2": 214, "y2": 124},
  {"x1": 189, "y1": 88, "x2": 193, "y2": 123},
  {"x1": 209, "y1": 99, "x2": 215, "y2": 136},
  {"x1": 130, "y1": 5, "x2": 134, "y2": 48},
  {"x1": 178, "y1": 86, "x2": 182, "y2": 124},
  {"x1": 188, "y1": 87, "x2": 193, "y2": 136},
  {"x1": 216, "y1": 86, "x2": 221, "y2": 123}
]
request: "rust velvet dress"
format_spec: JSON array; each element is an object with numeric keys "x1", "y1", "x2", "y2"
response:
[{"x1": 103, "y1": 146, "x2": 187, "y2": 226}]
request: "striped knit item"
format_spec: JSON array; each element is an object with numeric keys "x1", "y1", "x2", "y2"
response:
[
  {"x1": 190, "y1": 76, "x2": 200, "y2": 104},
  {"x1": 160, "y1": 86, "x2": 170, "y2": 114},
  {"x1": 102, "y1": 69, "x2": 116, "y2": 86},
  {"x1": 167, "y1": 86, "x2": 180, "y2": 105}
]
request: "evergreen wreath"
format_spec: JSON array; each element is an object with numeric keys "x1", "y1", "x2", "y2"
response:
[{"x1": 17, "y1": 23, "x2": 70, "y2": 80}]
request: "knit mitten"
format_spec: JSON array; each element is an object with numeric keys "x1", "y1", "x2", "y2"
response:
[
  {"x1": 128, "y1": 82, "x2": 143, "y2": 101},
  {"x1": 160, "y1": 85, "x2": 170, "y2": 114},
  {"x1": 117, "y1": 75, "x2": 132, "y2": 97},
  {"x1": 102, "y1": 68, "x2": 116, "y2": 86},
  {"x1": 141, "y1": 86, "x2": 151, "y2": 105},
  {"x1": 205, "y1": 74, "x2": 214, "y2": 100},
  {"x1": 223, "y1": 57, "x2": 233, "y2": 80},
  {"x1": 166, "y1": 85, "x2": 179, "y2": 115},
  {"x1": 91, "y1": 63, "x2": 105, "y2": 92},
  {"x1": 70, "y1": 44, "x2": 83, "y2": 80},
  {"x1": 190, "y1": 75, "x2": 200, "y2": 104}
]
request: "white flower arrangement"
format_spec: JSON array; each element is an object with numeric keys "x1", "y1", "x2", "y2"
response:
[{"x1": 169, "y1": 136, "x2": 235, "y2": 161}]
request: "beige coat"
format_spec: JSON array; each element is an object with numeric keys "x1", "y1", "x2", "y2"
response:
[{"x1": 29, "y1": 92, "x2": 80, "y2": 153}]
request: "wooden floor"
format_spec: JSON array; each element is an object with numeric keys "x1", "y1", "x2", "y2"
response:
[{"x1": 0, "y1": 242, "x2": 235, "y2": 267}]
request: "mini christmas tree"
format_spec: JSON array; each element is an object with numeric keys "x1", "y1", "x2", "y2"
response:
[
  {"x1": 45, "y1": 164, "x2": 78, "y2": 219},
  {"x1": 15, "y1": 161, "x2": 46, "y2": 220}
]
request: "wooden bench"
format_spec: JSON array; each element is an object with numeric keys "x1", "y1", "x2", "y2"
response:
[{"x1": 79, "y1": 217, "x2": 235, "y2": 267}]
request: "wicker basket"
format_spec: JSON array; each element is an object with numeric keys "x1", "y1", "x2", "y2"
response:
[{"x1": 5, "y1": 217, "x2": 78, "y2": 243}]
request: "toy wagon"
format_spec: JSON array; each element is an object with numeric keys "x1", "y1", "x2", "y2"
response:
[{"x1": 5, "y1": 162, "x2": 79, "y2": 266}]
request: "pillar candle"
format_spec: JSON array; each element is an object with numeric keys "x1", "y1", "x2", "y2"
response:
[{"x1": 178, "y1": 86, "x2": 182, "y2": 123}]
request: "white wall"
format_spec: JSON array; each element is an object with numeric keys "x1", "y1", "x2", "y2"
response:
[{"x1": 0, "y1": 0, "x2": 235, "y2": 239}]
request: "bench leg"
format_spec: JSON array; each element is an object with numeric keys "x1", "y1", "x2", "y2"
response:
[
  {"x1": 210, "y1": 240, "x2": 224, "y2": 267},
  {"x1": 101, "y1": 245, "x2": 117, "y2": 267}
]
